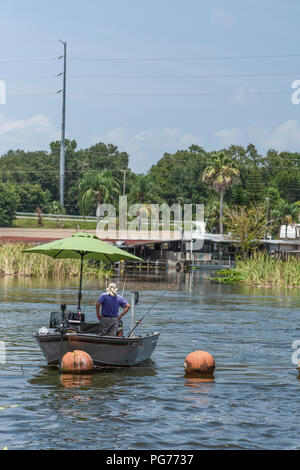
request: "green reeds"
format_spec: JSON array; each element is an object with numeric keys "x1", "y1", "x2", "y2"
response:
[
  {"x1": 212, "y1": 252, "x2": 300, "y2": 288},
  {"x1": 0, "y1": 243, "x2": 112, "y2": 278}
]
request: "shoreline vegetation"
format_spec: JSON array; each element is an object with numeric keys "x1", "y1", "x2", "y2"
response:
[
  {"x1": 211, "y1": 252, "x2": 300, "y2": 288},
  {"x1": 0, "y1": 243, "x2": 112, "y2": 278},
  {"x1": 12, "y1": 218, "x2": 97, "y2": 230}
]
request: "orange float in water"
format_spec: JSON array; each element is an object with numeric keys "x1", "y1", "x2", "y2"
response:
[
  {"x1": 184, "y1": 350, "x2": 215, "y2": 377},
  {"x1": 61, "y1": 350, "x2": 94, "y2": 374}
]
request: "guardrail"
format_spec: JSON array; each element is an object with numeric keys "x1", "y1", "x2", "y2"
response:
[
  {"x1": 15, "y1": 213, "x2": 192, "y2": 229},
  {"x1": 16, "y1": 212, "x2": 97, "y2": 223}
]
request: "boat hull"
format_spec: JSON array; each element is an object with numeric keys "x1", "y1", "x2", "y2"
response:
[{"x1": 35, "y1": 331, "x2": 160, "y2": 367}]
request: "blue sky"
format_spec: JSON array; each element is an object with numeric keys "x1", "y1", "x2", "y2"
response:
[{"x1": 1, "y1": 0, "x2": 300, "y2": 172}]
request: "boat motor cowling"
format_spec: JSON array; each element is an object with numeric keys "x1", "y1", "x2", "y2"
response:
[
  {"x1": 49, "y1": 309, "x2": 85, "y2": 332},
  {"x1": 68, "y1": 312, "x2": 85, "y2": 324}
]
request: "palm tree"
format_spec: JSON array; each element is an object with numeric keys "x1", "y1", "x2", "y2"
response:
[
  {"x1": 128, "y1": 175, "x2": 159, "y2": 225},
  {"x1": 128, "y1": 174, "x2": 157, "y2": 204},
  {"x1": 79, "y1": 170, "x2": 120, "y2": 218},
  {"x1": 205, "y1": 199, "x2": 229, "y2": 234},
  {"x1": 277, "y1": 202, "x2": 299, "y2": 239},
  {"x1": 202, "y1": 152, "x2": 239, "y2": 234}
]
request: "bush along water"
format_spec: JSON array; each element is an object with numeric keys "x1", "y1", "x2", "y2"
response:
[
  {"x1": 0, "y1": 243, "x2": 113, "y2": 278},
  {"x1": 211, "y1": 269, "x2": 244, "y2": 284},
  {"x1": 211, "y1": 252, "x2": 300, "y2": 288}
]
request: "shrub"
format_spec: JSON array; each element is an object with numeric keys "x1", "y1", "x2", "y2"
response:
[{"x1": 0, "y1": 183, "x2": 19, "y2": 227}]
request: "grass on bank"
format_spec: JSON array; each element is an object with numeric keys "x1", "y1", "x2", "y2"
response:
[
  {"x1": 0, "y1": 243, "x2": 113, "y2": 278},
  {"x1": 13, "y1": 218, "x2": 97, "y2": 230},
  {"x1": 211, "y1": 251, "x2": 300, "y2": 288},
  {"x1": 13, "y1": 217, "x2": 179, "y2": 231}
]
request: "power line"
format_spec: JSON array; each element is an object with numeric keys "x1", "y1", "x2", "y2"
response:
[
  {"x1": 0, "y1": 58, "x2": 57, "y2": 64},
  {"x1": 8, "y1": 91, "x2": 55, "y2": 96},
  {"x1": 69, "y1": 90, "x2": 292, "y2": 96},
  {"x1": 6, "y1": 89, "x2": 294, "y2": 98},
  {"x1": 69, "y1": 72, "x2": 300, "y2": 79},
  {"x1": 0, "y1": 53, "x2": 299, "y2": 65},
  {"x1": 2, "y1": 75, "x2": 57, "y2": 81},
  {"x1": 69, "y1": 54, "x2": 300, "y2": 61},
  {"x1": 0, "y1": 168, "x2": 130, "y2": 174},
  {"x1": 2, "y1": 166, "x2": 300, "y2": 174},
  {"x1": 4, "y1": 89, "x2": 293, "y2": 97},
  {"x1": 2, "y1": 72, "x2": 300, "y2": 82},
  {"x1": 3, "y1": 151, "x2": 300, "y2": 166}
]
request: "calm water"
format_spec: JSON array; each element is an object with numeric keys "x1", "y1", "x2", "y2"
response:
[{"x1": 1, "y1": 270, "x2": 300, "y2": 450}]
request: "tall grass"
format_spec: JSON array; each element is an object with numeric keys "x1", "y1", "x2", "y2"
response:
[
  {"x1": 0, "y1": 243, "x2": 112, "y2": 278},
  {"x1": 13, "y1": 218, "x2": 97, "y2": 230},
  {"x1": 213, "y1": 251, "x2": 300, "y2": 288}
]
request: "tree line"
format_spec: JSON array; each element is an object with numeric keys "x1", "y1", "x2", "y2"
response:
[{"x1": 1, "y1": 139, "x2": 300, "y2": 238}]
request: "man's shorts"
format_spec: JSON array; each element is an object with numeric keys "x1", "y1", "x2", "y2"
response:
[{"x1": 98, "y1": 316, "x2": 118, "y2": 336}]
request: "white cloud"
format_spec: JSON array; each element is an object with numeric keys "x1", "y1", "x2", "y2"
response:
[
  {"x1": 214, "y1": 128, "x2": 242, "y2": 146},
  {"x1": 94, "y1": 120, "x2": 300, "y2": 172},
  {"x1": 95, "y1": 127, "x2": 203, "y2": 172},
  {"x1": 249, "y1": 119, "x2": 300, "y2": 151},
  {"x1": 0, "y1": 114, "x2": 50, "y2": 136},
  {"x1": 0, "y1": 114, "x2": 57, "y2": 152},
  {"x1": 214, "y1": 120, "x2": 300, "y2": 153}
]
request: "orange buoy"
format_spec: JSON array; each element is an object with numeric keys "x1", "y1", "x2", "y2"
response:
[
  {"x1": 184, "y1": 350, "x2": 215, "y2": 377},
  {"x1": 61, "y1": 350, "x2": 94, "y2": 374}
]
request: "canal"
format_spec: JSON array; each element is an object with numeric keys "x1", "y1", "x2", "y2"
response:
[{"x1": 0, "y1": 270, "x2": 300, "y2": 449}]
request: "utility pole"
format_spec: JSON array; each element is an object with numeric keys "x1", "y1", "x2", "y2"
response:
[
  {"x1": 122, "y1": 169, "x2": 127, "y2": 196},
  {"x1": 178, "y1": 196, "x2": 184, "y2": 255},
  {"x1": 265, "y1": 196, "x2": 270, "y2": 223},
  {"x1": 58, "y1": 40, "x2": 67, "y2": 208},
  {"x1": 265, "y1": 196, "x2": 270, "y2": 238}
]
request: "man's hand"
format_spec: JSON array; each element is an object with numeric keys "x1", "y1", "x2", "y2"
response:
[{"x1": 118, "y1": 303, "x2": 130, "y2": 321}]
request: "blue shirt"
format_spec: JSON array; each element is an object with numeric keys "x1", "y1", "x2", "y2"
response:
[{"x1": 98, "y1": 293, "x2": 128, "y2": 317}]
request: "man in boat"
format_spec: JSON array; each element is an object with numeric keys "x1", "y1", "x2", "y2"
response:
[{"x1": 96, "y1": 283, "x2": 130, "y2": 336}]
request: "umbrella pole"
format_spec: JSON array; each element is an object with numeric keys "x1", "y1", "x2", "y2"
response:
[{"x1": 77, "y1": 253, "x2": 84, "y2": 313}]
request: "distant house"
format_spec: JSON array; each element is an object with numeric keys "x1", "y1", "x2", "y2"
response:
[{"x1": 279, "y1": 224, "x2": 300, "y2": 240}]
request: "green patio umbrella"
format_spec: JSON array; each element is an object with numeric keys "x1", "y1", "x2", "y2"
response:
[{"x1": 23, "y1": 232, "x2": 142, "y2": 312}]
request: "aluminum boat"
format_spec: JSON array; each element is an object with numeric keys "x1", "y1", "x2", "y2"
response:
[{"x1": 35, "y1": 307, "x2": 160, "y2": 367}]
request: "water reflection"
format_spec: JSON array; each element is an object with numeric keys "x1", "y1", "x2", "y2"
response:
[
  {"x1": 30, "y1": 361, "x2": 158, "y2": 389},
  {"x1": 184, "y1": 377, "x2": 215, "y2": 388},
  {"x1": 183, "y1": 377, "x2": 215, "y2": 407},
  {"x1": 60, "y1": 374, "x2": 93, "y2": 389}
]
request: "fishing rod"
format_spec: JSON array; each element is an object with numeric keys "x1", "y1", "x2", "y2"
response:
[
  {"x1": 117, "y1": 273, "x2": 128, "y2": 338},
  {"x1": 121, "y1": 272, "x2": 128, "y2": 296},
  {"x1": 127, "y1": 279, "x2": 177, "y2": 337}
]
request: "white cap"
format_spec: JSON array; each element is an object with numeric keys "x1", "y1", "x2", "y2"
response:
[{"x1": 106, "y1": 282, "x2": 118, "y2": 297}]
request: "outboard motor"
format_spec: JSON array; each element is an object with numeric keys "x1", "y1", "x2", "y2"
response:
[
  {"x1": 68, "y1": 311, "x2": 85, "y2": 329},
  {"x1": 61, "y1": 303, "x2": 67, "y2": 319},
  {"x1": 50, "y1": 304, "x2": 85, "y2": 333}
]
